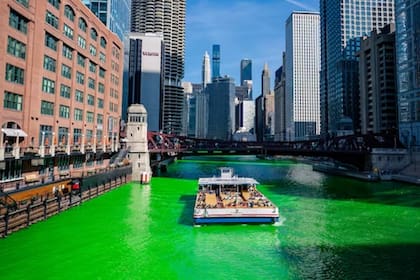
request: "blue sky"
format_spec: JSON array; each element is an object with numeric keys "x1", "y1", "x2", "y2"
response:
[{"x1": 184, "y1": 0, "x2": 319, "y2": 96}]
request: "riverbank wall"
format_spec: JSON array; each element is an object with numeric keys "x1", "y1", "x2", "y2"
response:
[{"x1": 0, "y1": 166, "x2": 132, "y2": 237}]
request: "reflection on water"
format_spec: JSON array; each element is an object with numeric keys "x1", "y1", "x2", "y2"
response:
[{"x1": 286, "y1": 163, "x2": 325, "y2": 187}]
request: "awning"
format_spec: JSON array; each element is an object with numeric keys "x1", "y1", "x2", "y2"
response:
[{"x1": 1, "y1": 128, "x2": 28, "y2": 137}]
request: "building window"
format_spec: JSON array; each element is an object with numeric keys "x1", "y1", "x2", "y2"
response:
[
  {"x1": 59, "y1": 105, "x2": 70, "y2": 118},
  {"x1": 77, "y1": 53, "x2": 86, "y2": 67},
  {"x1": 97, "y1": 114, "x2": 103, "y2": 124},
  {"x1": 43, "y1": 55, "x2": 56, "y2": 72},
  {"x1": 47, "y1": 0, "x2": 60, "y2": 9},
  {"x1": 89, "y1": 61, "x2": 97, "y2": 73},
  {"x1": 0, "y1": 160, "x2": 22, "y2": 181},
  {"x1": 90, "y1": 28, "x2": 98, "y2": 41},
  {"x1": 58, "y1": 127, "x2": 69, "y2": 146},
  {"x1": 61, "y1": 64, "x2": 72, "y2": 79},
  {"x1": 15, "y1": 0, "x2": 29, "y2": 8},
  {"x1": 41, "y1": 100, "x2": 54, "y2": 115},
  {"x1": 9, "y1": 10, "x2": 28, "y2": 34},
  {"x1": 5, "y1": 63, "x2": 24, "y2": 84},
  {"x1": 76, "y1": 71, "x2": 84, "y2": 85},
  {"x1": 73, "y1": 128, "x2": 82, "y2": 144},
  {"x1": 42, "y1": 77, "x2": 55, "y2": 94},
  {"x1": 79, "y1": 18, "x2": 87, "y2": 32},
  {"x1": 7, "y1": 36, "x2": 26, "y2": 59},
  {"x1": 86, "y1": 111, "x2": 94, "y2": 123},
  {"x1": 78, "y1": 36, "x2": 86, "y2": 49},
  {"x1": 89, "y1": 45, "x2": 97, "y2": 57},
  {"x1": 62, "y1": 44, "x2": 73, "y2": 60},
  {"x1": 98, "y1": 98, "x2": 104, "y2": 108},
  {"x1": 58, "y1": 155, "x2": 70, "y2": 171},
  {"x1": 100, "y1": 37, "x2": 107, "y2": 48},
  {"x1": 64, "y1": 5, "x2": 75, "y2": 21},
  {"x1": 87, "y1": 94, "x2": 95, "y2": 106},
  {"x1": 39, "y1": 125, "x2": 52, "y2": 146},
  {"x1": 45, "y1": 11, "x2": 59, "y2": 29},
  {"x1": 75, "y1": 90, "x2": 83, "y2": 103},
  {"x1": 86, "y1": 129, "x2": 93, "y2": 144},
  {"x1": 45, "y1": 32, "x2": 58, "y2": 51},
  {"x1": 88, "y1": 78, "x2": 95, "y2": 90},
  {"x1": 98, "y1": 83, "x2": 105, "y2": 94},
  {"x1": 73, "y1": 155, "x2": 84, "y2": 169},
  {"x1": 63, "y1": 24, "x2": 74, "y2": 40},
  {"x1": 60, "y1": 84, "x2": 71, "y2": 98},
  {"x1": 99, "y1": 52, "x2": 106, "y2": 63},
  {"x1": 74, "y1": 108, "x2": 83, "y2": 121},
  {"x1": 4, "y1": 91, "x2": 23, "y2": 111},
  {"x1": 99, "y1": 67, "x2": 105, "y2": 78}
]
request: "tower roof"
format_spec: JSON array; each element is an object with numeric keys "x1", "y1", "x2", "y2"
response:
[{"x1": 128, "y1": 104, "x2": 147, "y2": 114}]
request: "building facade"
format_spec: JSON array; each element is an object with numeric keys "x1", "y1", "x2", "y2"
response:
[
  {"x1": 0, "y1": 0, "x2": 123, "y2": 182},
  {"x1": 206, "y1": 76, "x2": 235, "y2": 140},
  {"x1": 128, "y1": 33, "x2": 164, "y2": 132},
  {"x1": 285, "y1": 12, "x2": 320, "y2": 141},
  {"x1": 212, "y1": 44, "x2": 221, "y2": 79},
  {"x1": 274, "y1": 53, "x2": 286, "y2": 141},
  {"x1": 395, "y1": 0, "x2": 420, "y2": 146},
  {"x1": 130, "y1": 0, "x2": 186, "y2": 135},
  {"x1": 320, "y1": 0, "x2": 395, "y2": 135},
  {"x1": 83, "y1": 0, "x2": 131, "y2": 121},
  {"x1": 358, "y1": 24, "x2": 397, "y2": 135},
  {"x1": 240, "y1": 58, "x2": 252, "y2": 97}
]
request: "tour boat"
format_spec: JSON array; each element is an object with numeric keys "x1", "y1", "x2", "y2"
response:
[{"x1": 193, "y1": 167, "x2": 279, "y2": 224}]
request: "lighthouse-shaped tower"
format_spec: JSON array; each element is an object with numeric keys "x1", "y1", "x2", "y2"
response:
[{"x1": 126, "y1": 104, "x2": 152, "y2": 183}]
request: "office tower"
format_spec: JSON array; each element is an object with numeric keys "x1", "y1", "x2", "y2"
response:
[
  {"x1": 358, "y1": 24, "x2": 397, "y2": 135},
  {"x1": 83, "y1": 0, "x2": 131, "y2": 120},
  {"x1": 195, "y1": 89, "x2": 208, "y2": 139},
  {"x1": 285, "y1": 12, "x2": 320, "y2": 140},
  {"x1": 206, "y1": 77, "x2": 235, "y2": 140},
  {"x1": 0, "y1": 0, "x2": 123, "y2": 179},
  {"x1": 130, "y1": 0, "x2": 186, "y2": 134},
  {"x1": 395, "y1": 0, "x2": 420, "y2": 146},
  {"x1": 261, "y1": 63, "x2": 270, "y2": 97},
  {"x1": 240, "y1": 59, "x2": 252, "y2": 83},
  {"x1": 274, "y1": 52, "x2": 286, "y2": 141},
  {"x1": 320, "y1": 0, "x2": 395, "y2": 135},
  {"x1": 234, "y1": 100, "x2": 256, "y2": 142},
  {"x1": 128, "y1": 33, "x2": 164, "y2": 132},
  {"x1": 182, "y1": 82, "x2": 193, "y2": 136},
  {"x1": 83, "y1": 0, "x2": 131, "y2": 41},
  {"x1": 202, "y1": 51, "x2": 211, "y2": 88},
  {"x1": 212, "y1": 44, "x2": 221, "y2": 79}
]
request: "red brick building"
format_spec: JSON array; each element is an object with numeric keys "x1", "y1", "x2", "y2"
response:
[{"x1": 0, "y1": 0, "x2": 123, "y2": 187}]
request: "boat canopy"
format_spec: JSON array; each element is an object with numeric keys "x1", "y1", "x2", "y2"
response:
[{"x1": 198, "y1": 177, "x2": 259, "y2": 186}]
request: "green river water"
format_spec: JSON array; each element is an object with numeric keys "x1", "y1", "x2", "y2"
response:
[{"x1": 0, "y1": 155, "x2": 419, "y2": 279}]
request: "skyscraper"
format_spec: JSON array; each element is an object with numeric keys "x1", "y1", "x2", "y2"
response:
[
  {"x1": 358, "y1": 24, "x2": 397, "y2": 135},
  {"x1": 130, "y1": 0, "x2": 186, "y2": 134},
  {"x1": 212, "y1": 44, "x2": 221, "y2": 79},
  {"x1": 207, "y1": 76, "x2": 235, "y2": 140},
  {"x1": 320, "y1": 0, "x2": 395, "y2": 135},
  {"x1": 83, "y1": 0, "x2": 131, "y2": 121},
  {"x1": 261, "y1": 63, "x2": 270, "y2": 97},
  {"x1": 240, "y1": 59, "x2": 252, "y2": 85},
  {"x1": 286, "y1": 12, "x2": 320, "y2": 140},
  {"x1": 128, "y1": 33, "x2": 164, "y2": 132},
  {"x1": 274, "y1": 52, "x2": 286, "y2": 141},
  {"x1": 395, "y1": 0, "x2": 420, "y2": 146},
  {"x1": 83, "y1": 0, "x2": 131, "y2": 41},
  {"x1": 202, "y1": 51, "x2": 211, "y2": 88}
]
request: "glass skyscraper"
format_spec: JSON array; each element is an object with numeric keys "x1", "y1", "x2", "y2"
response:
[
  {"x1": 240, "y1": 59, "x2": 252, "y2": 84},
  {"x1": 395, "y1": 0, "x2": 420, "y2": 146},
  {"x1": 212, "y1": 44, "x2": 221, "y2": 79},
  {"x1": 83, "y1": 0, "x2": 131, "y2": 41},
  {"x1": 320, "y1": 0, "x2": 395, "y2": 135}
]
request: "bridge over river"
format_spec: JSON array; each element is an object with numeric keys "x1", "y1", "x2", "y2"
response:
[{"x1": 145, "y1": 132, "x2": 406, "y2": 171}]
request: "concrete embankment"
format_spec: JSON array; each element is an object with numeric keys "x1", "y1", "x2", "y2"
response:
[{"x1": 0, "y1": 166, "x2": 132, "y2": 237}]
